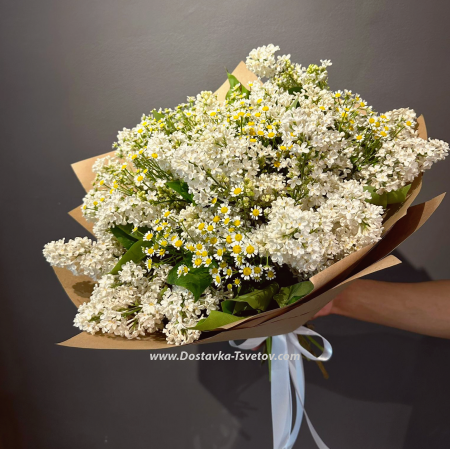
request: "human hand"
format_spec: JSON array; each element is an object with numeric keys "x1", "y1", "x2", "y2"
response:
[{"x1": 313, "y1": 300, "x2": 335, "y2": 319}]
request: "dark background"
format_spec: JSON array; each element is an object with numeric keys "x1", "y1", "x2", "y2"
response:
[{"x1": 1, "y1": 0, "x2": 450, "y2": 448}]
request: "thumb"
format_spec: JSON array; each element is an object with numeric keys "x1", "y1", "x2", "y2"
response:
[{"x1": 312, "y1": 301, "x2": 334, "y2": 319}]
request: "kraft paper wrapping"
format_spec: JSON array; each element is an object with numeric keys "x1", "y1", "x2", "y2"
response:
[{"x1": 56, "y1": 63, "x2": 445, "y2": 350}]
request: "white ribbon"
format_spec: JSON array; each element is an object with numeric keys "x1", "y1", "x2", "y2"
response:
[{"x1": 230, "y1": 326, "x2": 333, "y2": 449}]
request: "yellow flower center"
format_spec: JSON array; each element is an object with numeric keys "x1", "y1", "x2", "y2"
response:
[{"x1": 246, "y1": 245, "x2": 255, "y2": 254}]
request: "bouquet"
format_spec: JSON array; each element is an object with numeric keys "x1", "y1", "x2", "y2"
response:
[{"x1": 44, "y1": 45, "x2": 448, "y2": 349}]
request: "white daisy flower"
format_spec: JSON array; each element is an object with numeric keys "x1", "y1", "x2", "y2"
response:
[
  {"x1": 240, "y1": 265, "x2": 254, "y2": 280},
  {"x1": 143, "y1": 231, "x2": 154, "y2": 241},
  {"x1": 231, "y1": 185, "x2": 244, "y2": 197},
  {"x1": 177, "y1": 265, "x2": 189, "y2": 277},
  {"x1": 213, "y1": 274, "x2": 222, "y2": 287},
  {"x1": 250, "y1": 206, "x2": 263, "y2": 219}
]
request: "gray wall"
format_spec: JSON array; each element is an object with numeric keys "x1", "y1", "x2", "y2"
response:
[{"x1": 1, "y1": 0, "x2": 450, "y2": 448}]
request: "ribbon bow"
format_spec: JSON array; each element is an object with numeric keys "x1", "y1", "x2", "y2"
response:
[{"x1": 230, "y1": 326, "x2": 332, "y2": 449}]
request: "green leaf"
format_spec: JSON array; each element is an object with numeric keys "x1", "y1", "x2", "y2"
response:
[
  {"x1": 167, "y1": 264, "x2": 213, "y2": 301},
  {"x1": 386, "y1": 184, "x2": 411, "y2": 204},
  {"x1": 109, "y1": 239, "x2": 147, "y2": 275},
  {"x1": 273, "y1": 280, "x2": 314, "y2": 308},
  {"x1": 221, "y1": 300, "x2": 236, "y2": 315},
  {"x1": 233, "y1": 283, "x2": 280, "y2": 312},
  {"x1": 364, "y1": 185, "x2": 387, "y2": 208},
  {"x1": 152, "y1": 109, "x2": 164, "y2": 121},
  {"x1": 288, "y1": 98, "x2": 299, "y2": 110},
  {"x1": 221, "y1": 299, "x2": 258, "y2": 316},
  {"x1": 365, "y1": 184, "x2": 411, "y2": 207},
  {"x1": 110, "y1": 226, "x2": 138, "y2": 250},
  {"x1": 225, "y1": 71, "x2": 250, "y2": 100},
  {"x1": 166, "y1": 260, "x2": 184, "y2": 285},
  {"x1": 166, "y1": 180, "x2": 194, "y2": 203},
  {"x1": 190, "y1": 310, "x2": 242, "y2": 331},
  {"x1": 233, "y1": 301, "x2": 257, "y2": 315}
]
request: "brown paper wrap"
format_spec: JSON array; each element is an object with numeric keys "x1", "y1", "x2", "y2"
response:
[{"x1": 55, "y1": 63, "x2": 445, "y2": 350}]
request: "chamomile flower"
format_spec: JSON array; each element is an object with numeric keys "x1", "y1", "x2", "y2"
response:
[
  {"x1": 231, "y1": 185, "x2": 244, "y2": 197},
  {"x1": 250, "y1": 206, "x2": 263, "y2": 219},
  {"x1": 240, "y1": 265, "x2": 254, "y2": 280},
  {"x1": 192, "y1": 257, "x2": 203, "y2": 268},
  {"x1": 213, "y1": 274, "x2": 222, "y2": 287},
  {"x1": 244, "y1": 243, "x2": 257, "y2": 256},
  {"x1": 173, "y1": 238, "x2": 184, "y2": 249},
  {"x1": 233, "y1": 217, "x2": 242, "y2": 227},
  {"x1": 143, "y1": 232, "x2": 154, "y2": 241},
  {"x1": 214, "y1": 248, "x2": 225, "y2": 260},
  {"x1": 134, "y1": 173, "x2": 146, "y2": 186},
  {"x1": 253, "y1": 265, "x2": 264, "y2": 277},
  {"x1": 232, "y1": 232, "x2": 244, "y2": 243},
  {"x1": 231, "y1": 244, "x2": 242, "y2": 255},
  {"x1": 177, "y1": 265, "x2": 190, "y2": 277}
]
